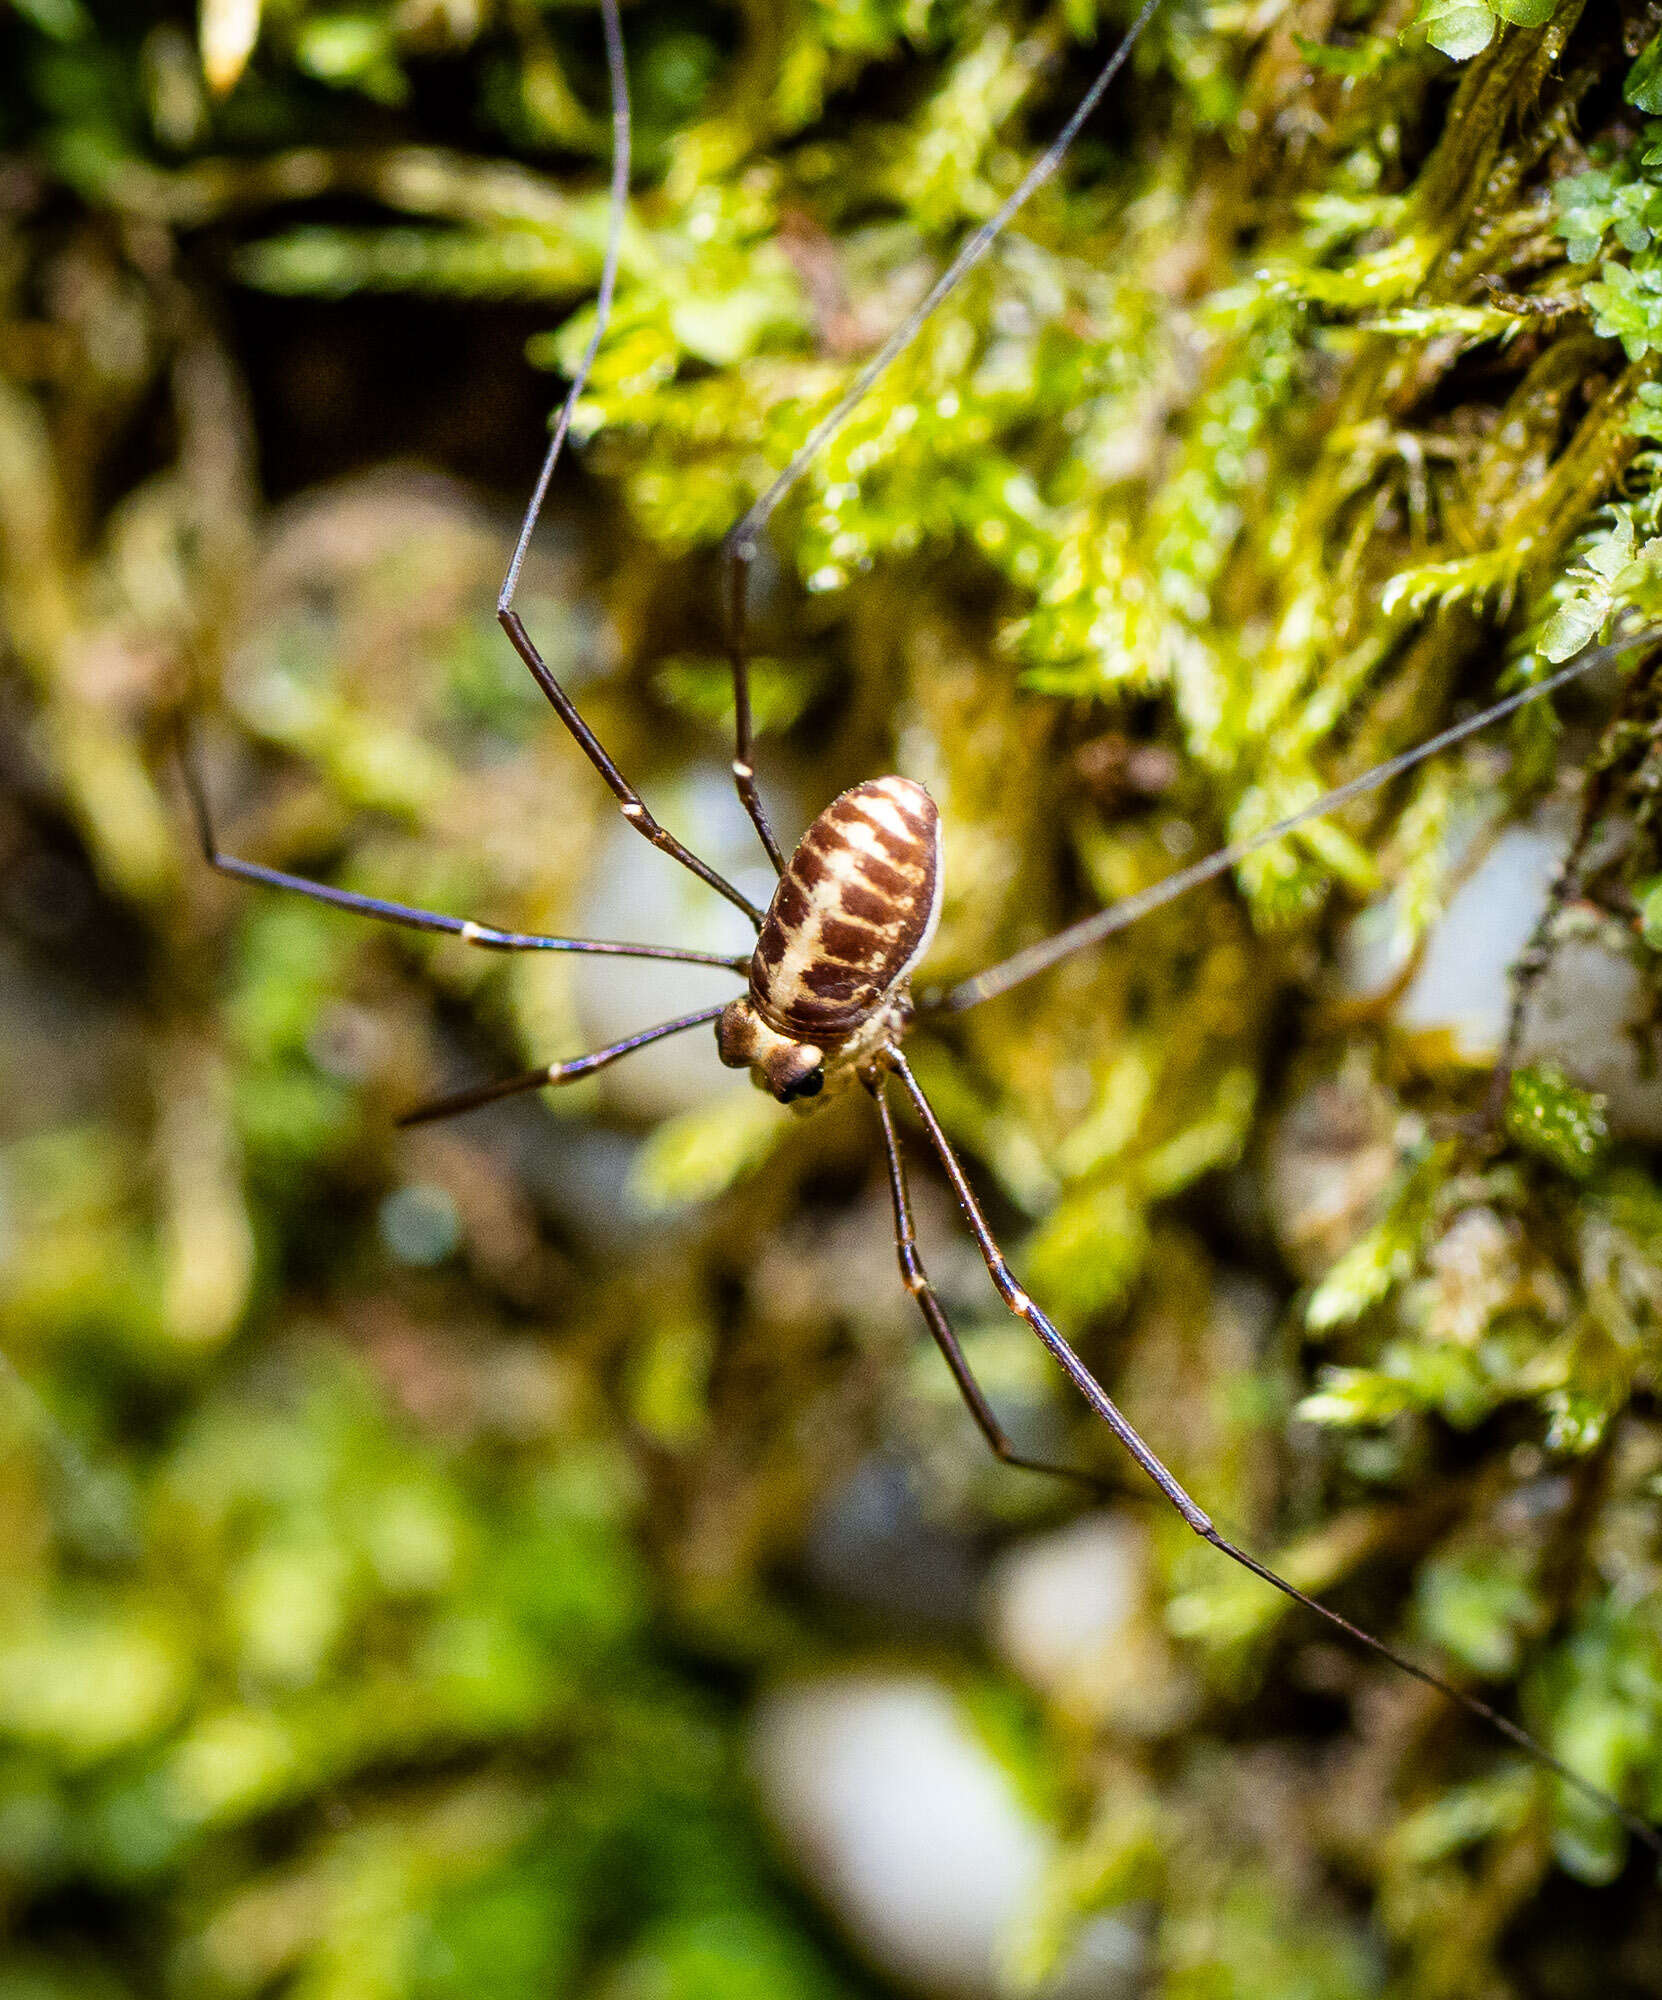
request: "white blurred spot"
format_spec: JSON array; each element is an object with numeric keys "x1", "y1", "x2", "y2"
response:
[
  {"x1": 986, "y1": 1515, "x2": 1141, "y2": 1706},
  {"x1": 1341, "y1": 812, "x2": 1662, "y2": 1138},
  {"x1": 751, "y1": 1675, "x2": 1049, "y2": 1999},
  {"x1": 985, "y1": 1514, "x2": 1191, "y2": 1739},
  {"x1": 378, "y1": 1184, "x2": 462, "y2": 1266},
  {"x1": 1362, "y1": 820, "x2": 1565, "y2": 1060}
]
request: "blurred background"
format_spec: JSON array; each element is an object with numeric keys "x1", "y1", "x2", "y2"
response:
[{"x1": 4, "y1": 0, "x2": 1662, "y2": 1994}]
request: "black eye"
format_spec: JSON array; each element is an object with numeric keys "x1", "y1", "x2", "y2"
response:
[{"x1": 780, "y1": 1068, "x2": 824, "y2": 1103}]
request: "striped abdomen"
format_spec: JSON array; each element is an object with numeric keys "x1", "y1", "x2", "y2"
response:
[{"x1": 750, "y1": 778, "x2": 941, "y2": 1043}]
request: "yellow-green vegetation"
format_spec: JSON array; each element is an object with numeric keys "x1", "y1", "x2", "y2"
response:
[{"x1": 4, "y1": 0, "x2": 1662, "y2": 1994}]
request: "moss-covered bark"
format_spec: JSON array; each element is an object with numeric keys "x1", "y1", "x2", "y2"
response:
[{"x1": 3, "y1": 1, "x2": 1662, "y2": 1994}]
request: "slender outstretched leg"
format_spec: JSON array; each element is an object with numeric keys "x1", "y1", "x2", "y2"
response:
[
  {"x1": 926, "y1": 629, "x2": 1662, "y2": 1016},
  {"x1": 497, "y1": 605, "x2": 765, "y2": 927},
  {"x1": 398, "y1": 1003, "x2": 725, "y2": 1126},
  {"x1": 884, "y1": 1048, "x2": 1662, "y2": 1859},
  {"x1": 716, "y1": 0, "x2": 1163, "y2": 877},
  {"x1": 179, "y1": 727, "x2": 747, "y2": 971},
  {"x1": 724, "y1": 557, "x2": 785, "y2": 874},
  {"x1": 494, "y1": 0, "x2": 765, "y2": 929},
  {"x1": 868, "y1": 1075, "x2": 1144, "y2": 1505}
]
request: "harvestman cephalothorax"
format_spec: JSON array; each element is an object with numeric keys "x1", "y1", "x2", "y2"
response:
[{"x1": 180, "y1": 0, "x2": 1662, "y2": 1863}]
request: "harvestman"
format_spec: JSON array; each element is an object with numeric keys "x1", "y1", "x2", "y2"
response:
[{"x1": 180, "y1": 0, "x2": 1662, "y2": 1860}]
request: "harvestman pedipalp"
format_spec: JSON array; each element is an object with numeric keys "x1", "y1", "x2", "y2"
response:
[{"x1": 179, "y1": 0, "x2": 1662, "y2": 1861}]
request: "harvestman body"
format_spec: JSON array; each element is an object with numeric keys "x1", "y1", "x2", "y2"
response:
[
  {"x1": 717, "y1": 778, "x2": 941, "y2": 1103},
  {"x1": 179, "y1": 0, "x2": 1662, "y2": 1863}
]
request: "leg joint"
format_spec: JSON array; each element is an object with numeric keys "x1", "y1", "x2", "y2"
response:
[{"x1": 992, "y1": 1264, "x2": 1033, "y2": 1317}]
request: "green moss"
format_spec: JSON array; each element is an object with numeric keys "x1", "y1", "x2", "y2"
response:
[
  {"x1": 1505, "y1": 1062, "x2": 1612, "y2": 1180},
  {"x1": 5, "y1": 0, "x2": 1662, "y2": 1994}
]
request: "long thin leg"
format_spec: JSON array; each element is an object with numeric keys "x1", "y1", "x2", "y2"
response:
[
  {"x1": 724, "y1": 557, "x2": 785, "y2": 874},
  {"x1": 868, "y1": 1076, "x2": 1143, "y2": 1505},
  {"x1": 179, "y1": 729, "x2": 747, "y2": 971},
  {"x1": 927, "y1": 627, "x2": 1662, "y2": 1017},
  {"x1": 715, "y1": 0, "x2": 1164, "y2": 878},
  {"x1": 495, "y1": 0, "x2": 764, "y2": 930},
  {"x1": 398, "y1": 1002, "x2": 724, "y2": 1127},
  {"x1": 884, "y1": 1048, "x2": 1662, "y2": 1859},
  {"x1": 497, "y1": 608, "x2": 765, "y2": 927}
]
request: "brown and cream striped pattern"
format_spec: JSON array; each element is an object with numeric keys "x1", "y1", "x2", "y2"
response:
[{"x1": 750, "y1": 777, "x2": 941, "y2": 1042}]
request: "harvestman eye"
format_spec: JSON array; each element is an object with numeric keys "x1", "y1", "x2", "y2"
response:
[{"x1": 178, "y1": 0, "x2": 1662, "y2": 1868}]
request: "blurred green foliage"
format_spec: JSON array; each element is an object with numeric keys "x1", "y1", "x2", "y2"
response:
[{"x1": 5, "y1": 0, "x2": 1662, "y2": 1996}]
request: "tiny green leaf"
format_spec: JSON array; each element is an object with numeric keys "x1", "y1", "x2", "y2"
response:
[
  {"x1": 1628, "y1": 31, "x2": 1662, "y2": 115},
  {"x1": 1585, "y1": 260, "x2": 1662, "y2": 361},
  {"x1": 1416, "y1": 0, "x2": 1496, "y2": 61},
  {"x1": 1626, "y1": 381, "x2": 1662, "y2": 442},
  {"x1": 1538, "y1": 595, "x2": 1604, "y2": 663}
]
